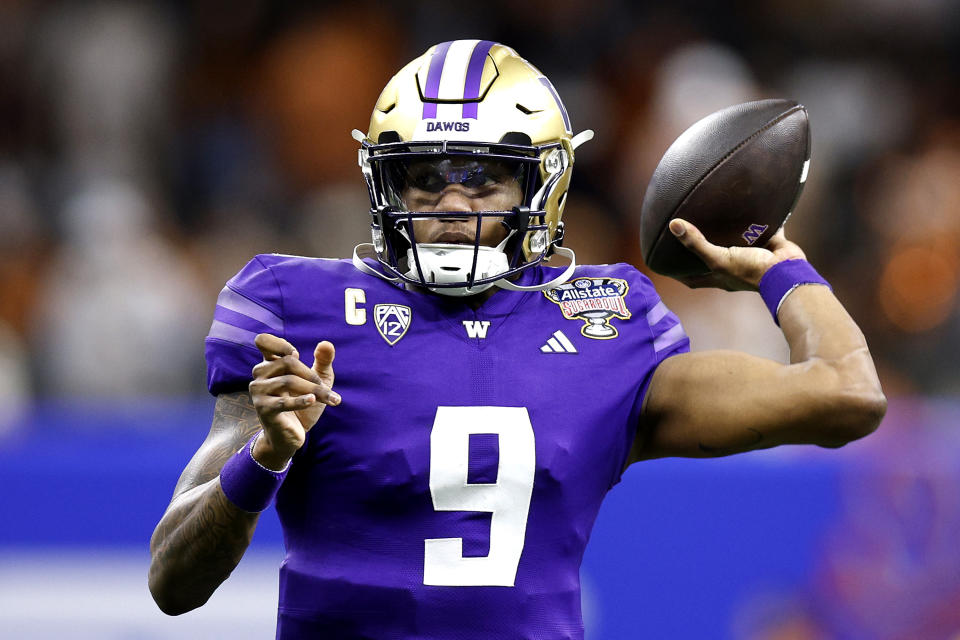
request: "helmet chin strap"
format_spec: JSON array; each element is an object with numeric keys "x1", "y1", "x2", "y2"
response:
[
  {"x1": 352, "y1": 230, "x2": 577, "y2": 296},
  {"x1": 352, "y1": 242, "x2": 401, "y2": 282},
  {"x1": 493, "y1": 245, "x2": 576, "y2": 292}
]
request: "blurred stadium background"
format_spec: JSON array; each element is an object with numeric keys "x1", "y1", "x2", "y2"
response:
[{"x1": 1, "y1": 1, "x2": 958, "y2": 638}]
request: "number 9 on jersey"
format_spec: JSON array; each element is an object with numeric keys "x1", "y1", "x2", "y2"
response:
[{"x1": 425, "y1": 406, "x2": 536, "y2": 586}]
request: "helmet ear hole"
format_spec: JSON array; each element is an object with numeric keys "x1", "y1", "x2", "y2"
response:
[
  {"x1": 499, "y1": 132, "x2": 533, "y2": 146},
  {"x1": 378, "y1": 131, "x2": 401, "y2": 144}
]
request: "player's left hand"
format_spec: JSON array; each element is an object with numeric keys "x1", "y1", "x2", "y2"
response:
[{"x1": 667, "y1": 218, "x2": 806, "y2": 291}]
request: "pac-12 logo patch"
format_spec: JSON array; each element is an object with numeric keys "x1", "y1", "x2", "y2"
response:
[
  {"x1": 544, "y1": 278, "x2": 631, "y2": 339},
  {"x1": 374, "y1": 304, "x2": 411, "y2": 346}
]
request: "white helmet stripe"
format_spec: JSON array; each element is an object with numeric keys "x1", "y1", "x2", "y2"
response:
[
  {"x1": 433, "y1": 40, "x2": 480, "y2": 122},
  {"x1": 421, "y1": 40, "x2": 500, "y2": 122}
]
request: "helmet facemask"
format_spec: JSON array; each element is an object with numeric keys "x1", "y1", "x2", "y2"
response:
[{"x1": 361, "y1": 138, "x2": 564, "y2": 295}]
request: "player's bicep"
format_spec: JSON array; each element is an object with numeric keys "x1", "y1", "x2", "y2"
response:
[
  {"x1": 170, "y1": 391, "x2": 263, "y2": 500},
  {"x1": 632, "y1": 350, "x2": 806, "y2": 462}
]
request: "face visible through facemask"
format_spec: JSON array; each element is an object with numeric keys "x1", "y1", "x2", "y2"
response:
[{"x1": 397, "y1": 157, "x2": 525, "y2": 248}]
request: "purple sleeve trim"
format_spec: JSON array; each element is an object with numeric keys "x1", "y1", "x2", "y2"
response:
[
  {"x1": 652, "y1": 323, "x2": 687, "y2": 353},
  {"x1": 758, "y1": 259, "x2": 831, "y2": 326},
  {"x1": 208, "y1": 319, "x2": 259, "y2": 348},
  {"x1": 644, "y1": 297, "x2": 689, "y2": 356},
  {"x1": 219, "y1": 432, "x2": 289, "y2": 513},
  {"x1": 213, "y1": 306, "x2": 277, "y2": 336},
  {"x1": 218, "y1": 286, "x2": 283, "y2": 331}
]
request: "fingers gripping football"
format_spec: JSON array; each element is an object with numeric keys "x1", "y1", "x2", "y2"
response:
[
  {"x1": 249, "y1": 333, "x2": 340, "y2": 466},
  {"x1": 668, "y1": 219, "x2": 806, "y2": 291}
]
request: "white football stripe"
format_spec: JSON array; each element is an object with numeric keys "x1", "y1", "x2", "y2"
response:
[{"x1": 546, "y1": 337, "x2": 563, "y2": 352}]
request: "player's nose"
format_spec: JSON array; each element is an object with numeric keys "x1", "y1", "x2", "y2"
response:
[{"x1": 434, "y1": 185, "x2": 476, "y2": 213}]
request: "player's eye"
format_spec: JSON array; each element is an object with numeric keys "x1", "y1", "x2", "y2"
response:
[
  {"x1": 398, "y1": 158, "x2": 521, "y2": 194},
  {"x1": 408, "y1": 169, "x2": 448, "y2": 192}
]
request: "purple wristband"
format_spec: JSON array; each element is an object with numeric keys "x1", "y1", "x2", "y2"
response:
[
  {"x1": 219, "y1": 432, "x2": 289, "y2": 513},
  {"x1": 758, "y1": 259, "x2": 831, "y2": 326}
]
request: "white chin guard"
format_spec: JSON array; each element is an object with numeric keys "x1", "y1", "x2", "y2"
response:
[{"x1": 405, "y1": 244, "x2": 509, "y2": 297}]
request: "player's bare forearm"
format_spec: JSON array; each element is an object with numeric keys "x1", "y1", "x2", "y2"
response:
[
  {"x1": 632, "y1": 222, "x2": 886, "y2": 462},
  {"x1": 149, "y1": 480, "x2": 259, "y2": 615},
  {"x1": 634, "y1": 286, "x2": 884, "y2": 461},
  {"x1": 148, "y1": 392, "x2": 263, "y2": 615}
]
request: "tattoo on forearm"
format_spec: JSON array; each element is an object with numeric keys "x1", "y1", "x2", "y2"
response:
[
  {"x1": 150, "y1": 485, "x2": 258, "y2": 592},
  {"x1": 149, "y1": 391, "x2": 264, "y2": 608},
  {"x1": 173, "y1": 392, "x2": 263, "y2": 497}
]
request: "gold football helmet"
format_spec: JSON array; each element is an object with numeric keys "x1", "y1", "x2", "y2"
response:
[{"x1": 352, "y1": 40, "x2": 593, "y2": 296}]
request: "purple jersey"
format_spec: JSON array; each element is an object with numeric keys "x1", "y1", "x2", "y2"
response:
[{"x1": 205, "y1": 255, "x2": 689, "y2": 639}]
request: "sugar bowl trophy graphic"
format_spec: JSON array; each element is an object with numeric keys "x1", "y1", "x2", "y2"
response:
[{"x1": 545, "y1": 277, "x2": 632, "y2": 339}]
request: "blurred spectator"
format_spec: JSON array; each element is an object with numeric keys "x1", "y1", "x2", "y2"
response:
[
  {"x1": 32, "y1": 1, "x2": 176, "y2": 184},
  {"x1": 855, "y1": 121, "x2": 960, "y2": 393},
  {"x1": 0, "y1": 321, "x2": 30, "y2": 435},
  {"x1": 31, "y1": 179, "x2": 208, "y2": 396},
  {"x1": 0, "y1": 0, "x2": 955, "y2": 399},
  {"x1": 250, "y1": 7, "x2": 402, "y2": 191}
]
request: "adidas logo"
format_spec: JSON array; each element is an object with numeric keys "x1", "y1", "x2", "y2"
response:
[{"x1": 540, "y1": 330, "x2": 578, "y2": 354}]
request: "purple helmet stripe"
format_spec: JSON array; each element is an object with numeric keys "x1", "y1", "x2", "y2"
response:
[
  {"x1": 461, "y1": 40, "x2": 496, "y2": 119},
  {"x1": 421, "y1": 41, "x2": 453, "y2": 119},
  {"x1": 539, "y1": 77, "x2": 572, "y2": 133}
]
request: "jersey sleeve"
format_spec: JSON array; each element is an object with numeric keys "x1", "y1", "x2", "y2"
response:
[
  {"x1": 204, "y1": 256, "x2": 285, "y2": 396},
  {"x1": 604, "y1": 267, "x2": 690, "y2": 487},
  {"x1": 634, "y1": 274, "x2": 690, "y2": 412}
]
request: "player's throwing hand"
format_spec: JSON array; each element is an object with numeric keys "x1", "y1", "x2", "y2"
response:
[
  {"x1": 248, "y1": 333, "x2": 339, "y2": 470},
  {"x1": 668, "y1": 218, "x2": 807, "y2": 291}
]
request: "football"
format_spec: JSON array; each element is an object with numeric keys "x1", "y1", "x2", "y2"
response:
[{"x1": 639, "y1": 99, "x2": 810, "y2": 278}]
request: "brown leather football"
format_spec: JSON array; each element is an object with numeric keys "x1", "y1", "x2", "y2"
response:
[{"x1": 639, "y1": 99, "x2": 810, "y2": 277}]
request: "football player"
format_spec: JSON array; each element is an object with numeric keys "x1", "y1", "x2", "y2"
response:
[{"x1": 149, "y1": 41, "x2": 885, "y2": 638}]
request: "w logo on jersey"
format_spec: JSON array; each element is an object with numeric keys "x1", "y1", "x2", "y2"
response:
[
  {"x1": 375, "y1": 304, "x2": 411, "y2": 346},
  {"x1": 462, "y1": 320, "x2": 491, "y2": 339}
]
